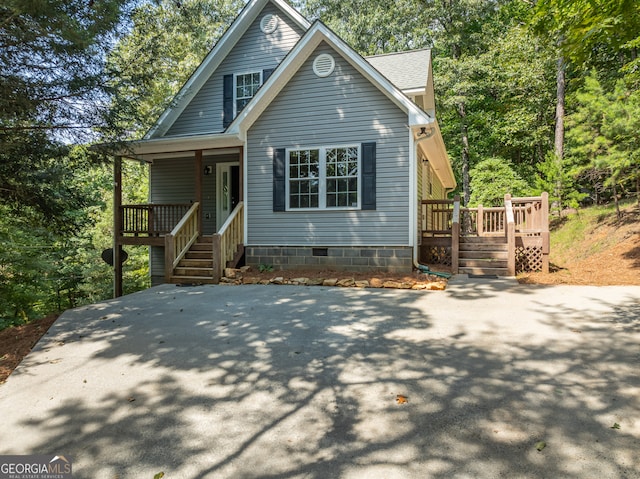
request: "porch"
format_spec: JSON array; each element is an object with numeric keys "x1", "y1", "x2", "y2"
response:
[{"x1": 420, "y1": 193, "x2": 550, "y2": 276}]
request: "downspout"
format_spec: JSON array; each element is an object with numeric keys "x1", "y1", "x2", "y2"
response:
[{"x1": 413, "y1": 126, "x2": 436, "y2": 270}]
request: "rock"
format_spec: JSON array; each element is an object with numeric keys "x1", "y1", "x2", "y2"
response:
[
  {"x1": 323, "y1": 278, "x2": 338, "y2": 287},
  {"x1": 411, "y1": 284, "x2": 429, "y2": 290},
  {"x1": 308, "y1": 278, "x2": 324, "y2": 286},
  {"x1": 370, "y1": 278, "x2": 384, "y2": 288},
  {"x1": 337, "y1": 278, "x2": 355, "y2": 287},
  {"x1": 259, "y1": 280, "x2": 271, "y2": 285},
  {"x1": 355, "y1": 280, "x2": 369, "y2": 288},
  {"x1": 242, "y1": 277, "x2": 259, "y2": 285},
  {"x1": 400, "y1": 282, "x2": 414, "y2": 289},
  {"x1": 291, "y1": 277, "x2": 309, "y2": 285},
  {"x1": 270, "y1": 277, "x2": 284, "y2": 285},
  {"x1": 426, "y1": 282, "x2": 446, "y2": 291},
  {"x1": 224, "y1": 268, "x2": 242, "y2": 279},
  {"x1": 220, "y1": 277, "x2": 236, "y2": 284},
  {"x1": 240, "y1": 265, "x2": 252, "y2": 273},
  {"x1": 383, "y1": 280, "x2": 402, "y2": 289}
]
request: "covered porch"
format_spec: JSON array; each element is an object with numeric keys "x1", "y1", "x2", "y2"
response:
[{"x1": 112, "y1": 137, "x2": 246, "y2": 296}]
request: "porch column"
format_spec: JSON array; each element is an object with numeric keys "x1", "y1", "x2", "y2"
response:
[
  {"x1": 113, "y1": 156, "x2": 123, "y2": 298},
  {"x1": 195, "y1": 150, "x2": 203, "y2": 236},
  {"x1": 238, "y1": 145, "x2": 244, "y2": 201}
]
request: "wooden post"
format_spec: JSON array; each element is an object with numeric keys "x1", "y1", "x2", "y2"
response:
[
  {"x1": 541, "y1": 192, "x2": 550, "y2": 273},
  {"x1": 212, "y1": 233, "x2": 222, "y2": 283},
  {"x1": 451, "y1": 196, "x2": 460, "y2": 275},
  {"x1": 477, "y1": 204, "x2": 484, "y2": 237},
  {"x1": 164, "y1": 234, "x2": 175, "y2": 283},
  {"x1": 113, "y1": 156, "x2": 123, "y2": 298},
  {"x1": 195, "y1": 150, "x2": 203, "y2": 237},
  {"x1": 505, "y1": 194, "x2": 516, "y2": 276}
]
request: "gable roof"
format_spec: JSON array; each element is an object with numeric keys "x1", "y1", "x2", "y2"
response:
[
  {"x1": 365, "y1": 49, "x2": 431, "y2": 92},
  {"x1": 228, "y1": 21, "x2": 434, "y2": 135},
  {"x1": 145, "y1": 0, "x2": 310, "y2": 139}
]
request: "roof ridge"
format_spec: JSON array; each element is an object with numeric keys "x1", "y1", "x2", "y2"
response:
[{"x1": 365, "y1": 48, "x2": 431, "y2": 59}]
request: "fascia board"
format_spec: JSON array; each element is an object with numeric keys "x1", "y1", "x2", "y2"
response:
[
  {"x1": 230, "y1": 22, "x2": 434, "y2": 134},
  {"x1": 145, "y1": 0, "x2": 311, "y2": 139},
  {"x1": 416, "y1": 120, "x2": 456, "y2": 189},
  {"x1": 123, "y1": 133, "x2": 243, "y2": 158}
]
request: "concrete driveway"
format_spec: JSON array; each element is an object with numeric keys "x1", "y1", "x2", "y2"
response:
[{"x1": 1, "y1": 278, "x2": 639, "y2": 478}]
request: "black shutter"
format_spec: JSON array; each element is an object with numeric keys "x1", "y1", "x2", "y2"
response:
[
  {"x1": 361, "y1": 142, "x2": 376, "y2": 210},
  {"x1": 273, "y1": 148, "x2": 286, "y2": 212},
  {"x1": 222, "y1": 74, "x2": 234, "y2": 128},
  {"x1": 262, "y1": 68, "x2": 275, "y2": 83}
]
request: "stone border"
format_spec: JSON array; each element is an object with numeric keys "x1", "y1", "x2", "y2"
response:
[{"x1": 221, "y1": 267, "x2": 447, "y2": 291}]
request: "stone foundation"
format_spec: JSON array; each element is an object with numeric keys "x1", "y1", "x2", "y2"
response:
[{"x1": 245, "y1": 246, "x2": 413, "y2": 273}]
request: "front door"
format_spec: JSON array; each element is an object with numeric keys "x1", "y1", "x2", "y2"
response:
[{"x1": 216, "y1": 162, "x2": 240, "y2": 230}]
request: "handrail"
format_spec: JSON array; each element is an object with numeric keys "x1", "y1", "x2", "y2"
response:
[
  {"x1": 164, "y1": 202, "x2": 200, "y2": 280},
  {"x1": 214, "y1": 202, "x2": 244, "y2": 278},
  {"x1": 451, "y1": 196, "x2": 460, "y2": 274},
  {"x1": 121, "y1": 203, "x2": 191, "y2": 236},
  {"x1": 505, "y1": 194, "x2": 516, "y2": 275}
]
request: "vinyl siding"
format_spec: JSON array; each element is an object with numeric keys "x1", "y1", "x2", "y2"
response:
[
  {"x1": 246, "y1": 42, "x2": 411, "y2": 246},
  {"x1": 165, "y1": 2, "x2": 305, "y2": 137},
  {"x1": 149, "y1": 157, "x2": 196, "y2": 278}
]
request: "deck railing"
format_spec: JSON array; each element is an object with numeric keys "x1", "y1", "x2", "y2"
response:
[
  {"x1": 164, "y1": 202, "x2": 200, "y2": 280},
  {"x1": 213, "y1": 202, "x2": 244, "y2": 279},
  {"x1": 121, "y1": 203, "x2": 192, "y2": 236},
  {"x1": 421, "y1": 193, "x2": 550, "y2": 274}
]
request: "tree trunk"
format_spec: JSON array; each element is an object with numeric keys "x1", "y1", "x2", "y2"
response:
[
  {"x1": 612, "y1": 178, "x2": 621, "y2": 219},
  {"x1": 458, "y1": 102, "x2": 471, "y2": 207},
  {"x1": 553, "y1": 55, "x2": 566, "y2": 212}
]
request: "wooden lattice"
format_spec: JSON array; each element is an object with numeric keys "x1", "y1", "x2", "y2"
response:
[
  {"x1": 515, "y1": 245, "x2": 543, "y2": 273},
  {"x1": 422, "y1": 246, "x2": 452, "y2": 266}
]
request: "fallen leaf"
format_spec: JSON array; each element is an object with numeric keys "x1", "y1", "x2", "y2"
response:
[
  {"x1": 154, "y1": 473, "x2": 165, "y2": 479},
  {"x1": 127, "y1": 397, "x2": 135, "y2": 402},
  {"x1": 611, "y1": 423, "x2": 621, "y2": 429},
  {"x1": 396, "y1": 394, "x2": 408, "y2": 404},
  {"x1": 535, "y1": 441, "x2": 546, "y2": 451}
]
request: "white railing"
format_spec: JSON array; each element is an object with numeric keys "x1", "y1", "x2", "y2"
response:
[
  {"x1": 213, "y1": 202, "x2": 244, "y2": 278},
  {"x1": 164, "y1": 202, "x2": 200, "y2": 280}
]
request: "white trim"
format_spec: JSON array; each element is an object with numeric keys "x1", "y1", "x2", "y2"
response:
[
  {"x1": 243, "y1": 145, "x2": 249, "y2": 245},
  {"x1": 285, "y1": 144, "x2": 361, "y2": 211},
  {"x1": 233, "y1": 71, "x2": 263, "y2": 117},
  {"x1": 216, "y1": 162, "x2": 240, "y2": 230},
  {"x1": 244, "y1": 242, "x2": 413, "y2": 247},
  {"x1": 145, "y1": 0, "x2": 311, "y2": 139},
  {"x1": 260, "y1": 13, "x2": 279, "y2": 34},
  {"x1": 228, "y1": 21, "x2": 434, "y2": 136},
  {"x1": 409, "y1": 129, "x2": 417, "y2": 263}
]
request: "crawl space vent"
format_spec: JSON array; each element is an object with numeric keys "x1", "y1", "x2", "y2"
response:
[
  {"x1": 260, "y1": 14, "x2": 279, "y2": 34},
  {"x1": 313, "y1": 53, "x2": 335, "y2": 78}
]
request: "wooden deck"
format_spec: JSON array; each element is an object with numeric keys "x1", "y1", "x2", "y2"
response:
[{"x1": 420, "y1": 193, "x2": 550, "y2": 275}]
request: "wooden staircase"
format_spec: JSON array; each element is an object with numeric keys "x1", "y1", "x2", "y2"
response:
[
  {"x1": 458, "y1": 236, "x2": 510, "y2": 276},
  {"x1": 169, "y1": 237, "x2": 217, "y2": 284}
]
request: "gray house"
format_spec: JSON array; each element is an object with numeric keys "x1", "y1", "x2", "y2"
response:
[{"x1": 114, "y1": 0, "x2": 456, "y2": 289}]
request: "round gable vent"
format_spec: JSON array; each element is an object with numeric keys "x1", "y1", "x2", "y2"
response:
[
  {"x1": 313, "y1": 53, "x2": 335, "y2": 78},
  {"x1": 260, "y1": 13, "x2": 279, "y2": 34}
]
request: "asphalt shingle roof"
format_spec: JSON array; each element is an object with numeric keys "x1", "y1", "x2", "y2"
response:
[{"x1": 365, "y1": 49, "x2": 430, "y2": 91}]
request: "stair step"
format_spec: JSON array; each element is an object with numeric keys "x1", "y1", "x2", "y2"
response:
[
  {"x1": 459, "y1": 243, "x2": 508, "y2": 251},
  {"x1": 198, "y1": 236, "x2": 214, "y2": 244},
  {"x1": 178, "y1": 258, "x2": 214, "y2": 268},
  {"x1": 173, "y1": 266, "x2": 216, "y2": 277},
  {"x1": 460, "y1": 236, "x2": 507, "y2": 244},
  {"x1": 459, "y1": 259, "x2": 508, "y2": 268},
  {"x1": 190, "y1": 242, "x2": 213, "y2": 251},
  {"x1": 185, "y1": 251, "x2": 212, "y2": 260},
  {"x1": 459, "y1": 267, "x2": 510, "y2": 276},
  {"x1": 459, "y1": 250, "x2": 508, "y2": 260},
  {"x1": 168, "y1": 275, "x2": 217, "y2": 285}
]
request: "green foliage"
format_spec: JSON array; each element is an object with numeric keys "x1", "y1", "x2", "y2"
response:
[
  {"x1": 469, "y1": 158, "x2": 532, "y2": 206},
  {"x1": 259, "y1": 264, "x2": 274, "y2": 273},
  {"x1": 106, "y1": 0, "x2": 243, "y2": 136}
]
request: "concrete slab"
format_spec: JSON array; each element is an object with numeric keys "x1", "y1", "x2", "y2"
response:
[{"x1": 1, "y1": 281, "x2": 639, "y2": 478}]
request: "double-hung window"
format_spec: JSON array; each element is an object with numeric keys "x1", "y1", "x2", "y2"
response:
[
  {"x1": 234, "y1": 72, "x2": 262, "y2": 116},
  {"x1": 287, "y1": 145, "x2": 360, "y2": 210}
]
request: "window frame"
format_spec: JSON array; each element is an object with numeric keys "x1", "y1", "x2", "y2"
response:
[
  {"x1": 285, "y1": 144, "x2": 361, "y2": 211},
  {"x1": 233, "y1": 71, "x2": 263, "y2": 117}
]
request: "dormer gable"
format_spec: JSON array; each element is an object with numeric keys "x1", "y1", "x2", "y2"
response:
[{"x1": 146, "y1": 0, "x2": 310, "y2": 139}]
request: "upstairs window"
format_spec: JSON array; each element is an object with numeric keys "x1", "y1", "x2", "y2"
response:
[{"x1": 234, "y1": 72, "x2": 262, "y2": 116}]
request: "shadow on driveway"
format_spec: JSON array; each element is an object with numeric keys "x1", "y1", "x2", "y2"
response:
[{"x1": 0, "y1": 282, "x2": 639, "y2": 478}]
